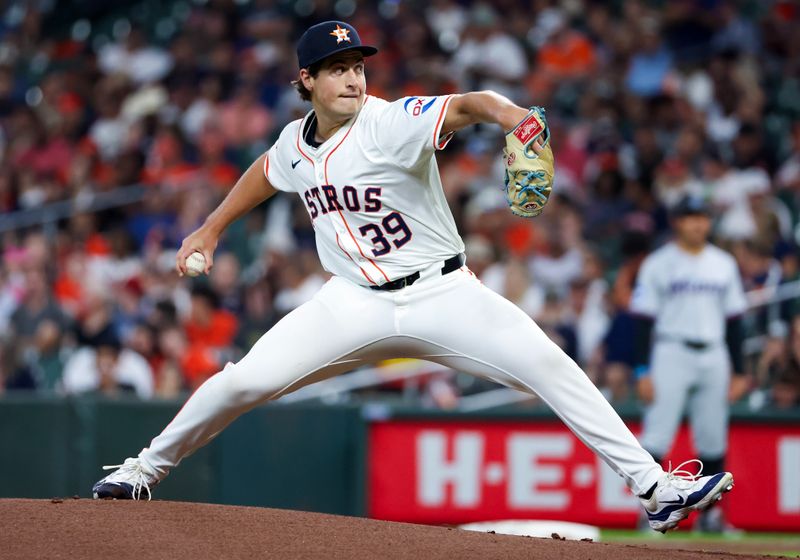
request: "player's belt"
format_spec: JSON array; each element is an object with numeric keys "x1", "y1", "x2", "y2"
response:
[
  {"x1": 683, "y1": 340, "x2": 710, "y2": 350},
  {"x1": 657, "y1": 336, "x2": 712, "y2": 351},
  {"x1": 370, "y1": 253, "x2": 465, "y2": 291}
]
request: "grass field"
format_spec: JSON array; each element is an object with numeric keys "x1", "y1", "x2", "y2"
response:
[{"x1": 601, "y1": 529, "x2": 800, "y2": 558}]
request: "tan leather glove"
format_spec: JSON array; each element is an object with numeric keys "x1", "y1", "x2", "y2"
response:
[{"x1": 502, "y1": 106, "x2": 555, "y2": 218}]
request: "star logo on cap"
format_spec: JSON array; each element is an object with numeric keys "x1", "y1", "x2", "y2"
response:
[{"x1": 330, "y1": 24, "x2": 351, "y2": 44}]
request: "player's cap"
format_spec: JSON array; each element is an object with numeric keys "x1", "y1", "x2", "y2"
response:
[
  {"x1": 671, "y1": 195, "x2": 711, "y2": 218},
  {"x1": 296, "y1": 21, "x2": 378, "y2": 69}
]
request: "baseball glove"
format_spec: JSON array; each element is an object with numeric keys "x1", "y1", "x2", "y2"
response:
[{"x1": 502, "y1": 106, "x2": 554, "y2": 218}]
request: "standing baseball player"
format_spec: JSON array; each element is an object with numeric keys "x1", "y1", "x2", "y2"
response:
[
  {"x1": 93, "y1": 20, "x2": 734, "y2": 532},
  {"x1": 631, "y1": 195, "x2": 749, "y2": 532}
]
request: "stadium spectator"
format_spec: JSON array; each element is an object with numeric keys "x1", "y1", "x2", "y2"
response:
[
  {"x1": 184, "y1": 284, "x2": 238, "y2": 350},
  {"x1": 452, "y1": 3, "x2": 528, "y2": 99},
  {"x1": 529, "y1": 8, "x2": 596, "y2": 98},
  {"x1": 625, "y1": 17, "x2": 674, "y2": 97},
  {"x1": 481, "y1": 256, "x2": 544, "y2": 319},
  {"x1": 97, "y1": 27, "x2": 173, "y2": 85},
  {"x1": 755, "y1": 315, "x2": 800, "y2": 410},
  {"x1": 8, "y1": 266, "x2": 72, "y2": 353},
  {"x1": 61, "y1": 327, "x2": 154, "y2": 398}
]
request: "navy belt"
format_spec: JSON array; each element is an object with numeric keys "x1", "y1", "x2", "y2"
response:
[
  {"x1": 658, "y1": 336, "x2": 711, "y2": 351},
  {"x1": 683, "y1": 340, "x2": 710, "y2": 351},
  {"x1": 370, "y1": 254, "x2": 464, "y2": 291}
]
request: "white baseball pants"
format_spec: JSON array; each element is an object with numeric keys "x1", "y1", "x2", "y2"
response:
[
  {"x1": 640, "y1": 339, "x2": 731, "y2": 458},
  {"x1": 140, "y1": 265, "x2": 663, "y2": 494}
]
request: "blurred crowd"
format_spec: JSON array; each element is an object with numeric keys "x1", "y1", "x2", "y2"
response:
[{"x1": 1, "y1": 0, "x2": 799, "y2": 409}]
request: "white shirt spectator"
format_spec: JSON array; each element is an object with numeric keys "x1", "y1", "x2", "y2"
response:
[
  {"x1": 481, "y1": 262, "x2": 545, "y2": 318},
  {"x1": 87, "y1": 254, "x2": 142, "y2": 294},
  {"x1": 89, "y1": 117, "x2": 128, "y2": 161},
  {"x1": 529, "y1": 248, "x2": 584, "y2": 297},
  {"x1": 711, "y1": 167, "x2": 770, "y2": 240},
  {"x1": 180, "y1": 98, "x2": 216, "y2": 142},
  {"x1": 274, "y1": 273, "x2": 326, "y2": 315},
  {"x1": 452, "y1": 31, "x2": 527, "y2": 99},
  {"x1": 573, "y1": 279, "x2": 610, "y2": 365},
  {"x1": 98, "y1": 43, "x2": 173, "y2": 85},
  {"x1": 426, "y1": 0, "x2": 468, "y2": 46},
  {"x1": 0, "y1": 265, "x2": 24, "y2": 336},
  {"x1": 682, "y1": 70, "x2": 714, "y2": 112},
  {"x1": 706, "y1": 103, "x2": 740, "y2": 144},
  {"x1": 62, "y1": 347, "x2": 154, "y2": 399}
]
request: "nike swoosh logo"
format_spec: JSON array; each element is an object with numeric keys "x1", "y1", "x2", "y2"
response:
[
  {"x1": 660, "y1": 496, "x2": 685, "y2": 505},
  {"x1": 291, "y1": 159, "x2": 301, "y2": 169}
]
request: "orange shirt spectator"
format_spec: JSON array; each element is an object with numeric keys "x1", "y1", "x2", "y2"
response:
[
  {"x1": 184, "y1": 309, "x2": 238, "y2": 348},
  {"x1": 142, "y1": 127, "x2": 199, "y2": 189},
  {"x1": 183, "y1": 285, "x2": 238, "y2": 349},
  {"x1": 537, "y1": 31, "x2": 596, "y2": 79},
  {"x1": 180, "y1": 343, "x2": 221, "y2": 389},
  {"x1": 528, "y1": 28, "x2": 596, "y2": 97}
]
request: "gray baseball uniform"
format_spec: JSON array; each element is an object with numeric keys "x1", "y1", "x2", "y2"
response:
[{"x1": 631, "y1": 242, "x2": 748, "y2": 458}]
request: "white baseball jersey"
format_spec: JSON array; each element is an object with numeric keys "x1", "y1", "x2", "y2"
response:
[
  {"x1": 265, "y1": 94, "x2": 465, "y2": 286},
  {"x1": 630, "y1": 243, "x2": 747, "y2": 343}
]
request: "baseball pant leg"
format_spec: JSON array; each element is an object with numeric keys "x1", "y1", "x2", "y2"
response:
[
  {"x1": 400, "y1": 270, "x2": 663, "y2": 495},
  {"x1": 639, "y1": 341, "x2": 694, "y2": 459},
  {"x1": 140, "y1": 277, "x2": 399, "y2": 477},
  {"x1": 687, "y1": 345, "x2": 731, "y2": 459}
]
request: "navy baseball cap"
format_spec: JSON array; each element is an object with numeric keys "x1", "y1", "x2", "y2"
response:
[
  {"x1": 297, "y1": 21, "x2": 378, "y2": 69},
  {"x1": 672, "y1": 195, "x2": 711, "y2": 217}
]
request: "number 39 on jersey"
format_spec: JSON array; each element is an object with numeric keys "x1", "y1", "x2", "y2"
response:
[{"x1": 302, "y1": 183, "x2": 413, "y2": 257}]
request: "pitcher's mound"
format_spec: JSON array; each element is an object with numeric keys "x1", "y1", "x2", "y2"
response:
[{"x1": 0, "y1": 499, "x2": 767, "y2": 560}]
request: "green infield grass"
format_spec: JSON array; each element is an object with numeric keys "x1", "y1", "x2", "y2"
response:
[{"x1": 601, "y1": 529, "x2": 800, "y2": 557}]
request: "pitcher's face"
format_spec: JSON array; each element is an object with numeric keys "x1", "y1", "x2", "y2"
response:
[{"x1": 306, "y1": 52, "x2": 366, "y2": 120}]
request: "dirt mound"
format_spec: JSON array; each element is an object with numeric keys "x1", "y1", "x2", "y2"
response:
[{"x1": 0, "y1": 499, "x2": 773, "y2": 560}]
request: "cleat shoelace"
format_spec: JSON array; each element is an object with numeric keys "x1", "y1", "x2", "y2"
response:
[
  {"x1": 101, "y1": 460, "x2": 153, "y2": 501},
  {"x1": 664, "y1": 459, "x2": 704, "y2": 490}
]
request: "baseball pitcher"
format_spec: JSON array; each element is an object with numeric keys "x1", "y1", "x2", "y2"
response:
[{"x1": 92, "y1": 21, "x2": 734, "y2": 533}]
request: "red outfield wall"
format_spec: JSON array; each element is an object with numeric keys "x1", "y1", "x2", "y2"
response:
[{"x1": 367, "y1": 420, "x2": 800, "y2": 530}]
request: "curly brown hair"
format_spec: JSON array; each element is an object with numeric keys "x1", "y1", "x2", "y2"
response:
[{"x1": 291, "y1": 60, "x2": 323, "y2": 102}]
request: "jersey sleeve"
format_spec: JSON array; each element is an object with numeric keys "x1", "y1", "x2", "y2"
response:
[
  {"x1": 263, "y1": 129, "x2": 296, "y2": 193},
  {"x1": 629, "y1": 257, "x2": 661, "y2": 317},
  {"x1": 368, "y1": 95, "x2": 456, "y2": 168},
  {"x1": 724, "y1": 259, "x2": 748, "y2": 317}
]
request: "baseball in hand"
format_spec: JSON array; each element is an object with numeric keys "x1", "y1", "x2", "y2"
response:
[{"x1": 185, "y1": 252, "x2": 207, "y2": 277}]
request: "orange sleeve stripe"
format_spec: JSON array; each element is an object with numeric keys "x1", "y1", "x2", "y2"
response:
[{"x1": 432, "y1": 94, "x2": 456, "y2": 150}]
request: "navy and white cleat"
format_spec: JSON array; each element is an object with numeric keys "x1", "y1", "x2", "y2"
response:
[
  {"x1": 640, "y1": 460, "x2": 734, "y2": 533},
  {"x1": 92, "y1": 457, "x2": 158, "y2": 500}
]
